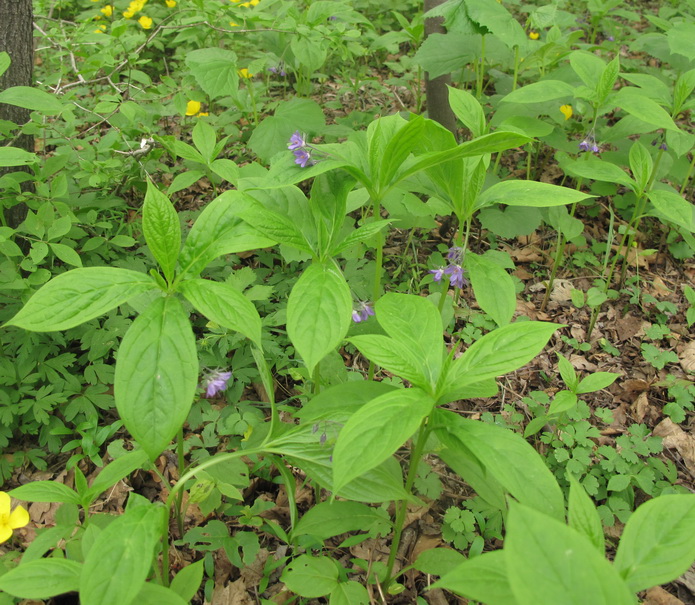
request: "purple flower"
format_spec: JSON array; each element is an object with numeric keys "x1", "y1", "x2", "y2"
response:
[
  {"x1": 429, "y1": 267, "x2": 446, "y2": 282},
  {"x1": 659, "y1": 142, "x2": 668, "y2": 151},
  {"x1": 288, "y1": 131, "x2": 306, "y2": 150},
  {"x1": 606, "y1": 35, "x2": 615, "y2": 41},
  {"x1": 203, "y1": 369, "x2": 232, "y2": 398},
  {"x1": 352, "y1": 301, "x2": 375, "y2": 323},
  {"x1": 269, "y1": 65, "x2": 287, "y2": 76},
  {"x1": 446, "y1": 246, "x2": 464, "y2": 264},
  {"x1": 579, "y1": 136, "x2": 600, "y2": 154},
  {"x1": 444, "y1": 264, "x2": 468, "y2": 288},
  {"x1": 293, "y1": 148, "x2": 312, "y2": 167}
]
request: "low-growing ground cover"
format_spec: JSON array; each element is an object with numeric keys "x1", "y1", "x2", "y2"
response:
[{"x1": 0, "y1": 0, "x2": 694, "y2": 603}]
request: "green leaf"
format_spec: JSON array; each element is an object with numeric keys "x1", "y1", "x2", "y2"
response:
[
  {"x1": 501, "y1": 80, "x2": 575, "y2": 103},
  {"x1": 136, "y1": 583, "x2": 189, "y2": 605},
  {"x1": 440, "y1": 322, "x2": 560, "y2": 399},
  {"x1": 210, "y1": 159, "x2": 239, "y2": 185},
  {"x1": 614, "y1": 87, "x2": 679, "y2": 132},
  {"x1": 412, "y1": 548, "x2": 466, "y2": 576},
  {"x1": 287, "y1": 262, "x2": 352, "y2": 375},
  {"x1": 333, "y1": 388, "x2": 434, "y2": 494},
  {"x1": 9, "y1": 480, "x2": 80, "y2": 505},
  {"x1": 85, "y1": 450, "x2": 150, "y2": 503},
  {"x1": 281, "y1": 555, "x2": 340, "y2": 598},
  {"x1": 80, "y1": 504, "x2": 166, "y2": 605},
  {"x1": 562, "y1": 157, "x2": 636, "y2": 188},
  {"x1": 178, "y1": 278, "x2": 262, "y2": 347},
  {"x1": 296, "y1": 381, "x2": 397, "y2": 424},
  {"x1": 569, "y1": 51, "x2": 606, "y2": 89},
  {"x1": 568, "y1": 475, "x2": 605, "y2": 555},
  {"x1": 448, "y1": 86, "x2": 486, "y2": 137},
  {"x1": 294, "y1": 501, "x2": 389, "y2": 540},
  {"x1": 628, "y1": 141, "x2": 653, "y2": 196},
  {"x1": 48, "y1": 242, "x2": 83, "y2": 267},
  {"x1": 329, "y1": 581, "x2": 370, "y2": 605},
  {"x1": 0, "y1": 146, "x2": 37, "y2": 166},
  {"x1": 0, "y1": 52, "x2": 9, "y2": 78},
  {"x1": 576, "y1": 372, "x2": 619, "y2": 394},
  {"x1": 5, "y1": 268, "x2": 155, "y2": 332},
  {"x1": 331, "y1": 219, "x2": 391, "y2": 255},
  {"x1": 0, "y1": 86, "x2": 64, "y2": 115},
  {"x1": 433, "y1": 409, "x2": 565, "y2": 520},
  {"x1": 143, "y1": 181, "x2": 180, "y2": 283},
  {"x1": 192, "y1": 119, "x2": 217, "y2": 164},
  {"x1": 0, "y1": 559, "x2": 82, "y2": 599},
  {"x1": 114, "y1": 296, "x2": 197, "y2": 461},
  {"x1": 349, "y1": 334, "x2": 428, "y2": 388},
  {"x1": 466, "y1": 252, "x2": 515, "y2": 327},
  {"x1": 597, "y1": 55, "x2": 620, "y2": 104},
  {"x1": 433, "y1": 551, "x2": 515, "y2": 604},
  {"x1": 648, "y1": 190, "x2": 695, "y2": 232},
  {"x1": 614, "y1": 494, "x2": 695, "y2": 592},
  {"x1": 548, "y1": 390, "x2": 578, "y2": 415},
  {"x1": 476, "y1": 180, "x2": 593, "y2": 210},
  {"x1": 379, "y1": 115, "x2": 425, "y2": 188},
  {"x1": 170, "y1": 560, "x2": 205, "y2": 603},
  {"x1": 505, "y1": 503, "x2": 634, "y2": 605},
  {"x1": 167, "y1": 170, "x2": 205, "y2": 195},
  {"x1": 557, "y1": 353, "x2": 578, "y2": 390},
  {"x1": 185, "y1": 48, "x2": 238, "y2": 100}
]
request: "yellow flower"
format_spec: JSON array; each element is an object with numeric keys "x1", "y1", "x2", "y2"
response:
[
  {"x1": 529, "y1": 31, "x2": 540, "y2": 40},
  {"x1": 560, "y1": 104, "x2": 573, "y2": 121},
  {"x1": 0, "y1": 492, "x2": 29, "y2": 544},
  {"x1": 186, "y1": 100, "x2": 202, "y2": 116},
  {"x1": 229, "y1": 20, "x2": 239, "y2": 27},
  {"x1": 100, "y1": 4, "x2": 113, "y2": 16},
  {"x1": 139, "y1": 15, "x2": 153, "y2": 29},
  {"x1": 165, "y1": 0, "x2": 176, "y2": 5},
  {"x1": 123, "y1": 10, "x2": 134, "y2": 17},
  {"x1": 94, "y1": 23, "x2": 107, "y2": 33},
  {"x1": 237, "y1": 68, "x2": 253, "y2": 79},
  {"x1": 197, "y1": 112, "x2": 209, "y2": 117}
]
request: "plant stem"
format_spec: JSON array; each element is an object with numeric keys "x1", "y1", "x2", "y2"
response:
[
  {"x1": 175, "y1": 427, "x2": 185, "y2": 537},
  {"x1": 680, "y1": 152, "x2": 695, "y2": 195}
]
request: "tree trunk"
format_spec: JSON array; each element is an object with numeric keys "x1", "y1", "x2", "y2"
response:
[
  {"x1": 0, "y1": 0, "x2": 34, "y2": 228},
  {"x1": 423, "y1": 0, "x2": 457, "y2": 137}
]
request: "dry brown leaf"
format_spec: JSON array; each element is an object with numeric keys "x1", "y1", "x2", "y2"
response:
[
  {"x1": 549, "y1": 279, "x2": 575, "y2": 303},
  {"x1": 631, "y1": 391, "x2": 650, "y2": 423},
  {"x1": 676, "y1": 561, "x2": 695, "y2": 593},
  {"x1": 678, "y1": 341, "x2": 695, "y2": 374},
  {"x1": 569, "y1": 354, "x2": 597, "y2": 372},
  {"x1": 643, "y1": 586, "x2": 684, "y2": 605},
  {"x1": 211, "y1": 577, "x2": 255, "y2": 605},
  {"x1": 409, "y1": 534, "x2": 443, "y2": 564},
  {"x1": 653, "y1": 418, "x2": 695, "y2": 475}
]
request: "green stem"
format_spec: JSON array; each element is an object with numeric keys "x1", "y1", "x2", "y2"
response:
[
  {"x1": 680, "y1": 152, "x2": 695, "y2": 195},
  {"x1": 384, "y1": 421, "x2": 431, "y2": 587},
  {"x1": 476, "y1": 35, "x2": 486, "y2": 101},
  {"x1": 512, "y1": 45, "x2": 520, "y2": 91},
  {"x1": 175, "y1": 428, "x2": 185, "y2": 537}
]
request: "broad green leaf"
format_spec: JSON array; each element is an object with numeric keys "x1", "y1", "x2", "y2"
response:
[
  {"x1": 348, "y1": 334, "x2": 428, "y2": 388},
  {"x1": 576, "y1": 372, "x2": 619, "y2": 394},
  {"x1": 433, "y1": 551, "x2": 515, "y2": 605},
  {"x1": 614, "y1": 494, "x2": 695, "y2": 592},
  {"x1": 569, "y1": 51, "x2": 606, "y2": 89},
  {"x1": 185, "y1": 48, "x2": 238, "y2": 100},
  {"x1": 80, "y1": 504, "x2": 166, "y2": 605},
  {"x1": 433, "y1": 409, "x2": 565, "y2": 520},
  {"x1": 501, "y1": 80, "x2": 575, "y2": 104},
  {"x1": 85, "y1": 450, "x2": 150, "y2": 503},
  {"x1": 412, "y1": 548, "x2": 466, "y2": 576},
  {"x1": 505, "y1": 503, "x2": 634, "y2": 605},
  {"x1": 143, "y1": 181, "x2": 180, "y2": 283},
  {"x1": 648, "y1": 189, "x2": 695, "y2": 232},
  {"x1": 48, "y1": 242, "x2": 82, "y2": 267},
  {"x1": 557, "y1": 353, "x2": 578, "y2": 390},
  {"x1": 379, "y1": 115, "x2": 425, "y2": 188},
  {"x1": 170, "y1": 560, "x2": 205, "y2": 603},
  {"x1": 0, "y1": 86, "x2": 63, "y2": 115},
  {"x1": 179, "y1": 278, "x2": 262, "y2": 347},
  {"x1": 0, "y1": 52, "x2": 9, "y2": 78},
  {"x1": 114, "y1": 296, "x2": 197, "y2": 461},
  {"x1": 136, "y1": 583, "x2": 189, "y2": 605},
  {"x1": 548, "y1": 390, "x2": 577, "y2": 415},
  {"x1": 568, "y1": 475, "x2": 605, "y2": 555},
  {"x1": 466, "y1": 252, "x2": 515, "y2": 327},
  {"x1": 0, "y1": 146, "x2": 37, "y2": 166},
  {"x1": 9, "y1": 481, "x2": 80, "y2": 505},
  {"x1": 294, "y1": 501, "x2": 389, "y2": 540},
  {"x1": 440, "y1": 322, "x2": 560, "y2": 399},
  {"x1": 192, "y1": 119, "x2": 217, "y2": 164},
  {"x1": 333, "y1": 388, "x2": 434, "y2": 494},
  {"x1": 374, "y1": 293, "x2": 443, "y2": 386},
  {"x1": 167, "y1": 170, "x2": 205, "y2": 195},
  {"x1": 281, "y1": 555, "x2": 340, "y2": 598},
  {"x1": 0, "y1": 559, "x2": 81, "y2": 599},
  {"x1": 614, "y1": 87, "x2": 679, "y2": 132},
  {"x1": 478, "y1": 205, "x2": 543, "y2": 238},
  {"x1": 296, "y1": 381, "x2": 397, "y2": 424},
  {"x1": 668, "y1": 22, "x2": 695, "y2": 61},
  {"x1": 673, "y1": 69, "x2": 695, "y2": 115},
  {"x1": 498, "y1": 116, "x2": 553, "y2": 138},
  {"x1": 210, "y1": 158, "x2": 239, "y2": 185},
  {"x1": 449, "y1": 86, "x2": 486, "y2": 137},
  {"x1": 597, "y1": 55, "x2": 620, "y2": 104},
  {"x1": 287, "y1": 262, "x2": 352, "y2": 375},
  {"x1": 178, "y1": 190, "x2": 277, "y2": 278},
  {"x1": 413, "y1": 33, "x2": 474, "y2": 80},
  {"x1": 5, "y1": 268, "x2": 155, "y2": 332},
  {"x1": 329, "y1": 581, "x2": 370, "y2": 605},
  {"x1": 476, "y1": 180, "x2": 593, "y2": 210},
  {"x1": 562, "y1": 157, "x2": 635, "y2": 188},
  {"x1": 331, "y1": 219, "x2": 391, "y2": 255},
  {"x1": 628, "y1": 141, "x2": 653, "y2": 196}
]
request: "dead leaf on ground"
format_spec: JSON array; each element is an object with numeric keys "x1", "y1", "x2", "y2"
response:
[
  {"x1": 678, "y1": 341, "x2": 695, "y2": 374},
  {"x1": 643, "y1": 586, "x2": 684, "y2": 605},
  {"x1": 653, "y1": 418, "x2": 695, "y2": 476},
  {"x1": 631, "y1": 392, "x2": 650, "y2": 423},
  {"x1": 568, "y1": 354, "x2": 597, "y2": 372},
  {"x1": 211, "y1": 577, "x2": 255, "y2": 605},
  {"x1": 615, "y1": 313, "x2": 645, "y2": 342},
  {"x1": 677, "y1": 561, "x2": 695, "y2": 594},
  {"x1": 550, "y1": 279, "x2": 575, "y2": 303}
]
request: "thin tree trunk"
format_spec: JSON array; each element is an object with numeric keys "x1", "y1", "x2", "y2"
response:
[
  {"x1": 423, "y1": 0, "x2": 456, "y2": 136},
  {"x1": 0, "y1": 0, "x2": 34, "y2": 228}
]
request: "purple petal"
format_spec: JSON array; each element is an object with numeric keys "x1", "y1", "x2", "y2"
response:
[{"x1": 288, "y1": 131, "x2": 306, "y2": 151}]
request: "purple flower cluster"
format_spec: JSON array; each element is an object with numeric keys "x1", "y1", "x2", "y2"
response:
[
  {"x1": 268, "y1": 64, "x2": 287, "y2": 76},
  {"x1": 352, "y1": 301, "x2": 375, "y2": 323},
  {"x1": 429, "y1": 246, "x2": 468, "y2": 289},
  {"x1": 651, "y1": 138, "x2": 668, "y2": 151},
  {"x1": 288, "y1": 130, "x2": 316, "y2": 167},
  {"x1": 579, "y1": 136, "x2": 600, "y2": 154},
  {"x1": 202, "y1": 369, "x2": 232, "y2": 398}
]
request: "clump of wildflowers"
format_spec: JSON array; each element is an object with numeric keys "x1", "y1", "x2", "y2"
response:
[
  {"x1": 430, "y1": 246, "x2": 468, "y2": 289},
  {"x1": 0, "y1": 492, "x2": 29, "y2": 544},
  {"x1": 202, "y1": 369, "x2": 232, "y2": 398},
  {"x1": 578, "y1": 133, "x2": 600, "y2": 154},
  {"x1": 123, "y1": 0, "x2": 147, "y2": 18},
  {"x1": 352, "y1": 301, "x2": 375, "y2": 323},
  {"x1": 138, "y1": 15, "x2": 153, "y2": 29},
  {"x1": 287, "y1": 130, "x2": 328, "y2": 168}
]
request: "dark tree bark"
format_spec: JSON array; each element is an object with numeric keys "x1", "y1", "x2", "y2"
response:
[
  {"x1": 0, "y1": 0, "x2": 34, "y2": 228},
  {"x1": 423, "y1": 0, "x2": 457, "y2": 137}
]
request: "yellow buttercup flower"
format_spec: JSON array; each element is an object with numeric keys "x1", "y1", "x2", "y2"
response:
[
  {"x1": 560, "y1": 104, "x2": 573, "y2": 121},
  {"x1": 165, "y1": 0, "x2": 176, "y2": 6},
  {"x1": 529, "y1": 31, "x2": 540, "y2": 40},
  {"x1": 197, "y1": 112, "x2": 209, "y2": 117},
  {"x1": 139, "y1": 15, "x2": 153, "y2": 29},
  {"x1": 94, "y1": 23, "x2": 107, "y2": 33},
  {"x1": 0, "y1": 492, "x2": 29, "y2": 544},
  {"x1": 186, "y1": 100, "x2": 202, "y2": 116},
  {"x1": 237, "y1": 68, "x2": 253, "y2": 79},
  {"x1": 229, "y1": 21, "x2": 239, "y2": 27},
  {"x1": 100, "y1": 4, "x2": 113, "y2": 16}
]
